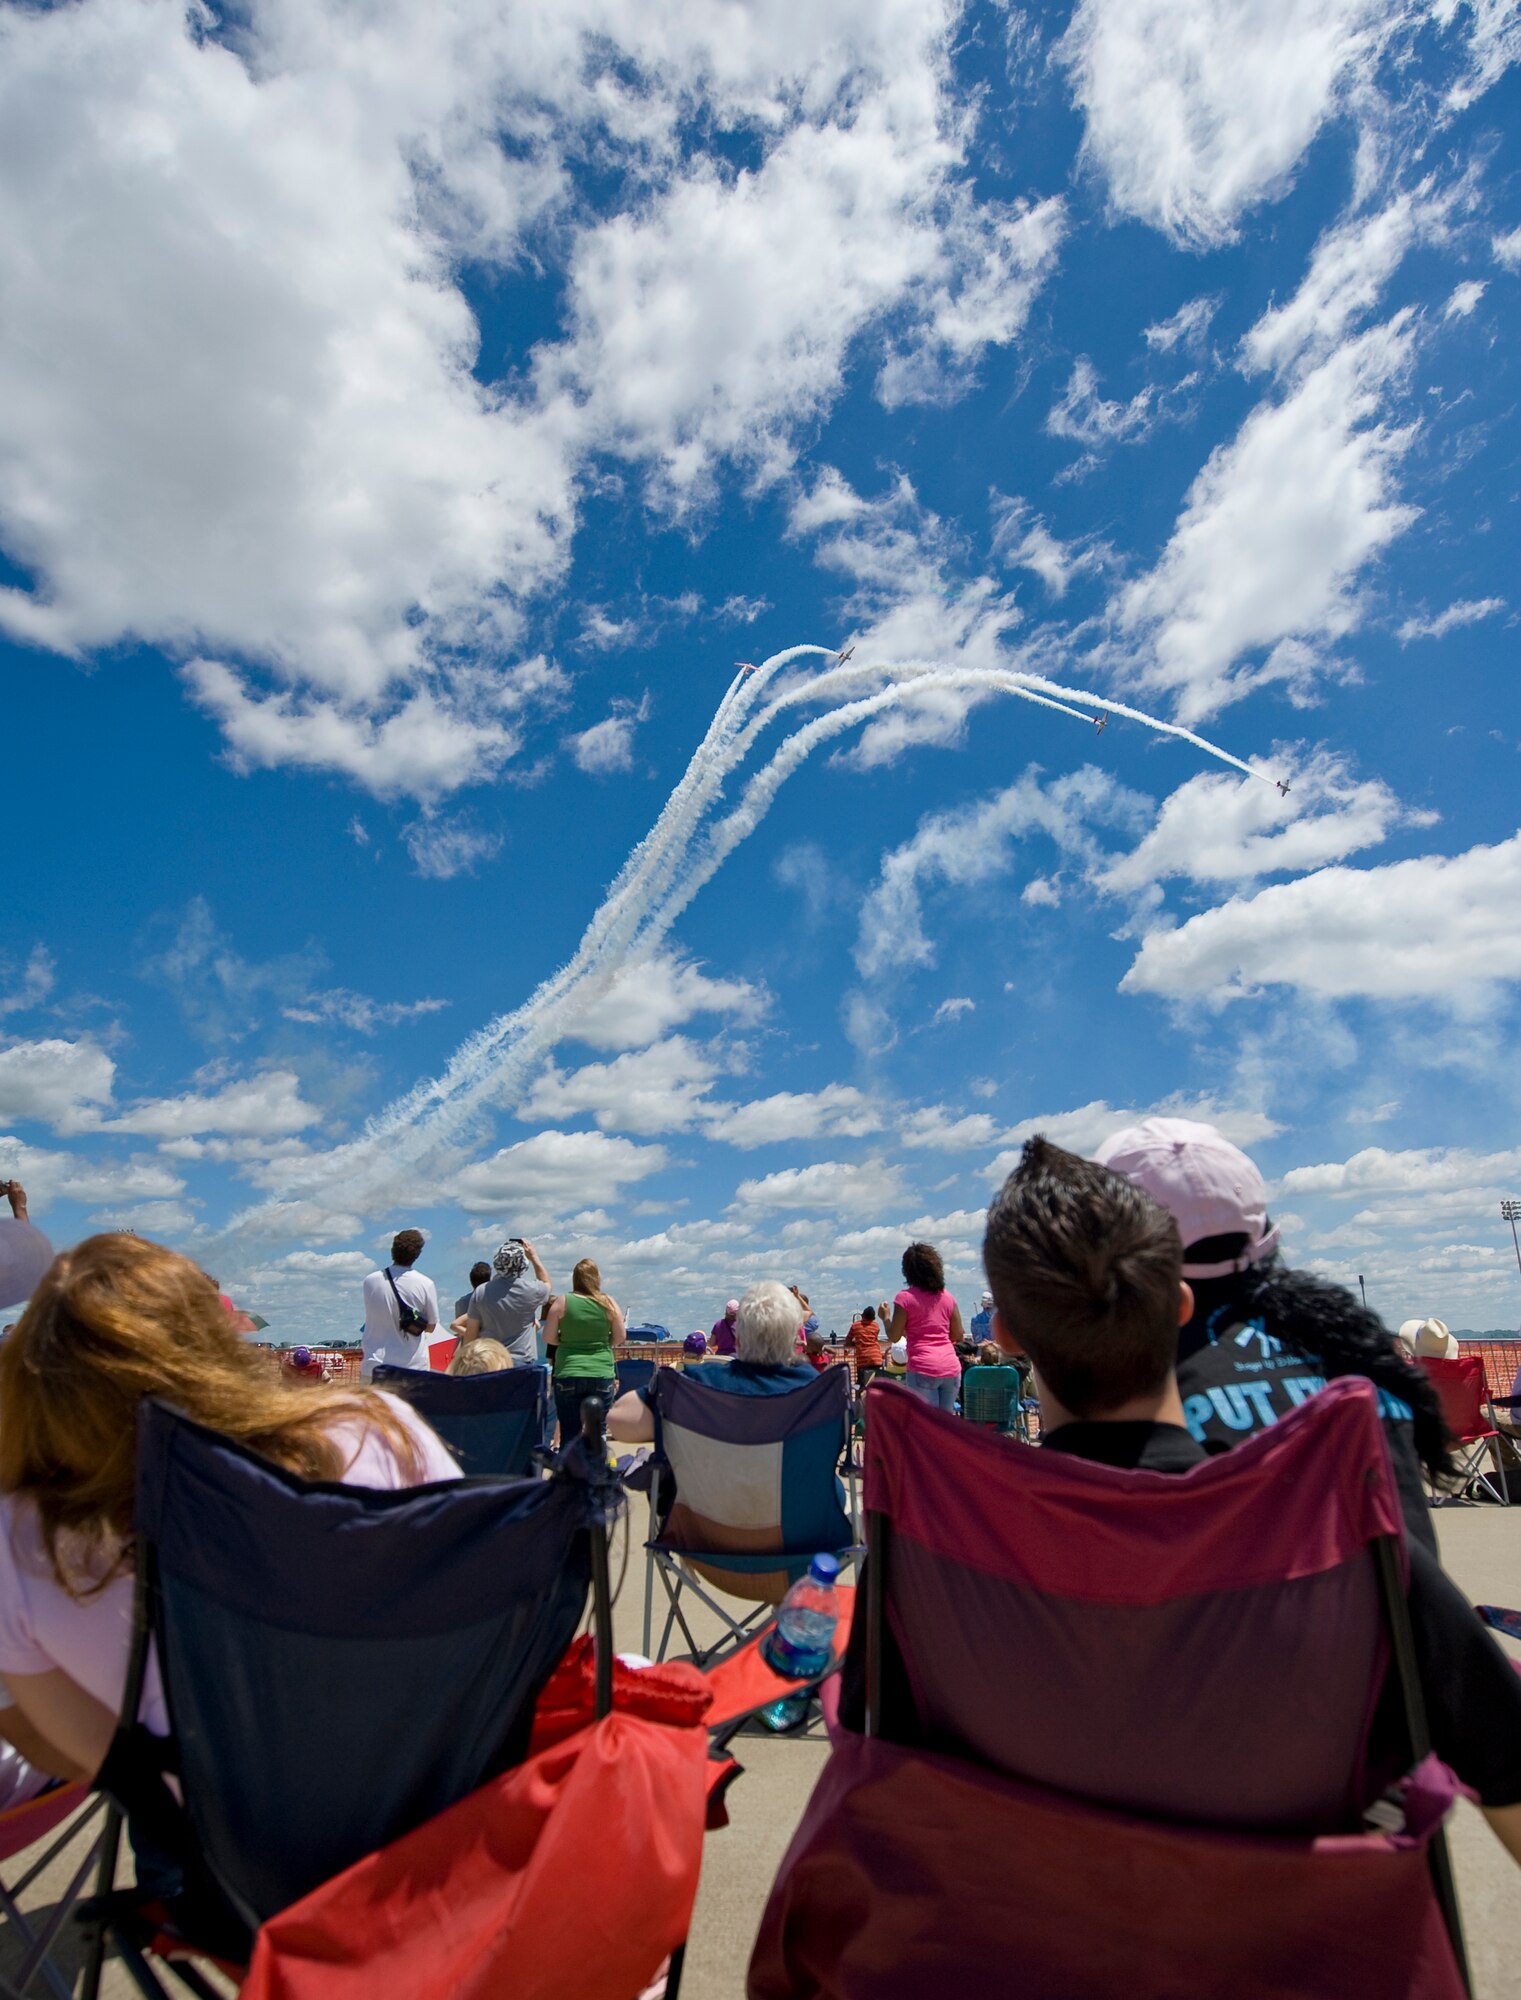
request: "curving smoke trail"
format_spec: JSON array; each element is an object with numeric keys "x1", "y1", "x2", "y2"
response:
[{"x1": 231, "y1": 645, "x2": 1271, "y2": 1230}]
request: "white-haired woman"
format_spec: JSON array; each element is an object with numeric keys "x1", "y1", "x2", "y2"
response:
[
  {"x1": 450, "y1": 1236, "x2": 551, "y2": 1368},
  {"x1": 607, "y1": 1281, "x2": 815, "y2": 1442}
]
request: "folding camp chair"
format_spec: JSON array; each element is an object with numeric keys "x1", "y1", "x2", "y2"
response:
[
  {"x1": 372, "y1": 1360, "x2": 550, "y2": 1475},
  {"x1": 616, "y1": 1357, "x2": 657, "y2": 1399},
  {"x1": 77, "y1": 1396, "x2": 617, "y2": 1999},
  {"x1": 0, "y1": 1783, "x2": 108, "y2": 2000},
  {"x1": 640, "y1": 1365, "x2": 859, "y2": 1667},
  {"x1": 751, "y1": 1377, "x2": 1471, "y2": 2000},
  {"x1": 1419, "y1": 1356, "x2": 1508, "y2": 1505},
  {"x1": 958, "y1": 1365, "x2": 1023, "y2": 1435}
]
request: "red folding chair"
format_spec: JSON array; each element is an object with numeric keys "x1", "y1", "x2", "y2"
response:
[
  {"x1": 0, "y1": 1782, "x2": 108, "y2": 2000},
  {"x1": 1421, "y1": 1355, "x2": 1509, "y2": 1505},
  {"x1": 750, "y1": 1377, "x2": 1470, "y2": 2000}
]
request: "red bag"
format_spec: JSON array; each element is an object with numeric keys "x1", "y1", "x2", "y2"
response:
[{"x1": 241, "y1": 1708, "x2": 708, "y2": 2000}]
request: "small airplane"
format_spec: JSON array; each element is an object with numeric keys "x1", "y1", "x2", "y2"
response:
[
  {"x1": 1092, "y1": 713, "x2": 1108, "y2": 734},
  {"x1": 1276, "y1": 778, "x2": 1291, "y2": 797},
  {"x1": 734, "y1": 661, "x2": 757, "y2": 675},
  {"x1": 835, "y1": 644, "x2": 855, "y2": 666}
]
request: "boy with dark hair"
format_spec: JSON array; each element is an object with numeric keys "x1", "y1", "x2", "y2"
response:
[{"x1": 983, "y1": 1137, "x2": 1521, "y2": 1867}]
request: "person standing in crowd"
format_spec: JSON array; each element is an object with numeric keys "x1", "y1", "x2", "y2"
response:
[
  {"x1": 1095, "y1": 1118, "x2": 1451, "y2": 1553},
  {"x1": 360, "y1": 1228, "x2": 440, "y2": 1380},
  {"x1": 883, "y1": 1241, "x2": 965, "y2": 1412},
  {"x1": 843, "y1": 1305, "x2": 886, "y2": 1388},
  {"x1": 451, "y1": 1238, "x2": 551, "y2": 1368},
  {"x1": 709, "y1": 1299, "x2": 739, "y2": 1355},
  {"x1": 969, "y1": 1289, "x2": 995, "y2": 1345},
  {"x1": 0, "y1": 1234, "x2": 459, "y2": 1783},
  {"x1": 455, "y1": 1261, "x2": 492, "y2": 1323},
  {"x1": 543, "y1": 1260, "x2": 626, "y2": 1446}
]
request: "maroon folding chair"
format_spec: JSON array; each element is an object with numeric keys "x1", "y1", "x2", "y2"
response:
[
  {"x1": 750, "y1": 1376, "x2": 1470, "y2": 2000},
  {"x1": 1421, "y1": 1355, "x2": 1509, "y2": 1506},
  {"x1": 0, "y1": 1782, "x2": 108, "y2": 2000}
]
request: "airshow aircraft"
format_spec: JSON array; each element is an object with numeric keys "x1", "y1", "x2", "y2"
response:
[
  {"x1": 835, "y1": 644, "x2": 855, "y2": 665},
  {"x1": 1276, "y1": 779, "x2": 1291, "y2": 796},
  {"x1": 1093, "y1": 714, "x2": 1108, "y2": 733},
  {"x1": 734, "y1": 662, "x2": 757, "y2": 675}
]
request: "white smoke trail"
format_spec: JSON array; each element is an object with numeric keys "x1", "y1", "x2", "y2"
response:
[{"x1": 232, "y1": 645, "x2": 1269, "y2": 1229}]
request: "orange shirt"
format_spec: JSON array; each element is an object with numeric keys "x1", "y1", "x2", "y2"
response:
[{"x1": 844, "y1": 1318, "x2": 885, "y2": 1367}]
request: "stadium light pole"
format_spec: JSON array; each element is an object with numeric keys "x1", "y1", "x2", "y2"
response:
[{"x1": 1503, "y1": 1200, "x2": 1521, "y2": 1282}]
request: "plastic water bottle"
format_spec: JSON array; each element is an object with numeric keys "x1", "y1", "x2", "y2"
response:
[{"x1": 761, "y1": 1554, "x2": 841, "y2": 1681}]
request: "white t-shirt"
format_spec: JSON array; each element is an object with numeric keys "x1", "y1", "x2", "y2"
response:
[
  {"x1": 0, "y1": 1395, "x2": 459, "y2": 1737},
  {"x1": 361, "y1": 1264, "x2": 442, "y2": 1379}
]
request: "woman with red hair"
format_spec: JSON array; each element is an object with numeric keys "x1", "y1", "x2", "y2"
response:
[{"x1": 0, "y1": 1233, "x2": 459, "y2": 1782}]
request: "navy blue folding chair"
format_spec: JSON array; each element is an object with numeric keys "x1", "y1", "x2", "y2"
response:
[
  {"x1": 615, "y1": 1357, "x2": 657, "y2": 1399},
  {"x1": 372, "y1": 1361, "x2": 550, "y2": 1475},
  {"x1": 639, "y1": 1366, "x2": 859, "y2": 1665},
  {"x1": 79, "y1": 1397, "x2": 614, "y2": 1998}
]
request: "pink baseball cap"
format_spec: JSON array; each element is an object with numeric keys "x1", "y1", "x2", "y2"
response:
[{"x1": 1094, "y1": 1118, "x2": 1280, "y2": 1279}]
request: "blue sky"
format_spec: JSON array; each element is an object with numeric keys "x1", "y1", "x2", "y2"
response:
[{"x1": 3, "y1": 0, "x2": 1520, "y2": 1339}]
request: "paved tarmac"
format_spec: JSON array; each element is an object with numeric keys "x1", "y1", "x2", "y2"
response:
[{"x1": 2, "y1": 1502, "x2": 1516, "y2": 1997}]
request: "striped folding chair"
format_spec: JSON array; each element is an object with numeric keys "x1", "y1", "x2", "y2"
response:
[
  {"x1": 0, "y1": 1782, "x2": 108, "y2": 2000},
  {"x1": 640, "y1": 1367, "x2": 859, "y2": 1665}
]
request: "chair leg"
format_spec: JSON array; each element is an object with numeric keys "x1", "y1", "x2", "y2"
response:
[
  {"x1": 643, "y1": 1542, "x2": 656, "y2": 1660},
  {"x1": 9, "y1": 1825, "x2": 109, "y2": 2000},
  {"x1": 76, "y1": 1802, "x2": 126, "y2": 2000}
]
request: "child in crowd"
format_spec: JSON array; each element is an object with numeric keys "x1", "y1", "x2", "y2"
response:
[
  {"x1": 804, "y1": 1328, "x2": 831, "y2": 1373},
  {"x1": 447, "y1": 1338, "x2": 513, "y2": 1377},
  {"x1": 979, "y1": 1136, "x2": 1521, "y2": 1868}
]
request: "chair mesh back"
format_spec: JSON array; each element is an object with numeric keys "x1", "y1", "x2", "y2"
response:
[
  {"x1": 651, "y1": 1366, "x2": 852, "y2": 1599},
  {"x1": 867, "y1": 1377, "x2": 1404, "y2": 1834},
  {"x1": 372, "y1": 1363, "x2": 548, "y2": 1476},
  {"x1": 135, "y1": 1400, "x2": 592, "y2": 1922},
  {"x1": 960, "y1": 1367, "x2": 1021, "y2": 1428},
  {"x1": 1419, "y1": 1356, "x2": 1490, "y2": 1444}
]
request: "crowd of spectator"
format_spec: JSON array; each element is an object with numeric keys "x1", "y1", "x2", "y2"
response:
[{"x1": 0, "y1": 1109, "x2": 1518, "y2": 1943}]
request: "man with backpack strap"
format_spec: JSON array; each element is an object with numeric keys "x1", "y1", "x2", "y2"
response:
[{"x1": 361, "y1": 1228, "x2": 440, "y2": 1379}]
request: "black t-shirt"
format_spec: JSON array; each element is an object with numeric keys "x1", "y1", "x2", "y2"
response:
[
  {"x1": 1176, "y1": 1312, "x2": 1437, "y2": 1555},
  {"x1": 841, "y1": 1418, "x2": 1521, "y2": 1808}
]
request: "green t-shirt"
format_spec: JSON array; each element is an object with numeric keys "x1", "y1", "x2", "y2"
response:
[{"x1": 553, "y1": 1292, "x2": 617, "y2": 1379}]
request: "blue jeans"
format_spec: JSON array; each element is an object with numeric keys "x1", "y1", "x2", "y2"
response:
[{"x1": 904, "y1": 1370, "x2": 959, "y2": 1413}]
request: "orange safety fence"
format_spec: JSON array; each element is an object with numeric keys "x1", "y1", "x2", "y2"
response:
[{"x1": 1459, "y1": 1338, "x2": 1521, "y2": 1404}]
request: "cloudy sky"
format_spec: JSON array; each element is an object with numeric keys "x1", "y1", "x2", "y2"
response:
[{"x1": 4, "y1": 0, "x2": 1520, "y2": 1339}]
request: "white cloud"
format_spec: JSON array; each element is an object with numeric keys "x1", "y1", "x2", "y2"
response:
[
  {"x1": 898, "y1": 1105, "x2": 1000, "y2": 1150},
  {"x1": 453, "y1": 1129, "x2": 668, "y2": 1216},
  {"x1": 568, "y1": 693, "x2": 651, "y2": 775},
  {"x1": 0, "y1": 1135, "x2": 186, "y2": 1209},
  {"x1": 990, "y1": 495, "x2": 1108, "y2": 600},
  {"x1": 1046, "y1": 357, "x2": 1156, "y2": 453},
  {"x1": 0, "y1": 947, "x2": 54, "y2": 1020},
  {"x1": 1144, "y1": 295, "x2": 1219, "y2": 353},
  {"x1": 1397, "y1": 596, "x2": 1505, "y2": 643},
  {"x1": 1114, "y1": 315, "x2": 1418, "y2": 722},
  {"x1": 401, "y1": 817, "x2": 502, "y2": 880},
  {"x1": 0, "y1": 0, "x2": 1062, "y2": 791},
  {"x1": 86, "y1": 1199, "x2": 203, "y2": 1238},
  {"x1": 1494, "y1": 226, "x2": 1521, "y2": 270},
  {"x1": 563, "y1": 952, "x2": 766, "y2": 1052},
  {"x1": 734, "y1": 1159, "x2": 908, "y2": 1215},
  {"x1": 931, "y1": 996, "x2": 975, "y2": 1024},
  {"x1": 282, "y1": 989, "x2": 449, "y2": 1034},
  {"x1": 1059, "y1": 0, "x2": 1395, "y2": 249},
  {"x1": 853, "y1": 764, "x2": 1147, "y2": 984},
  {"x1": 519, "y1": 1038, "x2": 722, "y2": 1137},
  {"x1": 717, "y1": 1085, "x2": 885, "y2": 1150},
  {"x1": 1123, "y1": 830, "x2": 1521, "y2": 1002},
  {"x1": 985, "y1": 1095, "x2": 1282, "y2": 1175},
  {"x1": 271, "y1": 1249, "x2": 374, "y2": 1279},
  {"x1": 0, "y1": 1038, "x2": 116, "y2": 1134},
  {"x1": 1281, "y1": 1144, "x2": 1521, "y2": 1197},
  {"x1": 1443, "y1": 279, "x2": 1486, "y2": 319},
  {"x1": 1240, "y1": 186, "x2": 1451, "y2": 379},
  {"x1": 103, "y1": 1068, "x2": 321, "y2": 1141},
  {"x1": 1098, "y1": 754, "x2": 1428, "y2": 895}
]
